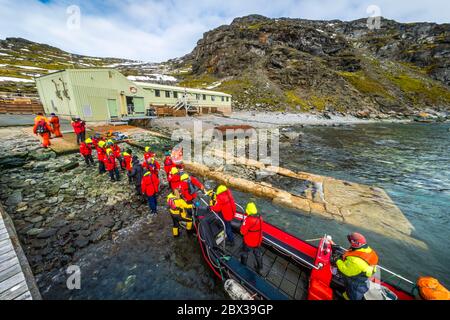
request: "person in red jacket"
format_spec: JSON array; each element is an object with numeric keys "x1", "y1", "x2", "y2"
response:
[
  {"x1": 163, "y1": 151, "x2": 176, "y2": 175},
  {"x1": 71, "y1": 117, "x2": 86, "y2": 145},
  {"x1": 80, "y1": 138, "x2": 95, "y2": 167},
  {"x1": 109, "y1": 141, "x2": 124, "y2": 170},
  {"x1": 95, "y1": 140, "x2": 107, "y2": 174},
  {"x1": 209, "y1": 185, "x2": 237, "y2": 246},
  {"x1": 179, "y1": 173, "x2": 205, "y2": 204},
  {"x1": 240, "y1": 202, "x2": 263, "y2": 272},
  {"x1": 141, "y1": 171, "x2": 160, "y2": 216},
  {"x1": 168, "y1": 167, "x2": 182, "y2": 191},
  {"x1": 33, "y1": 115, "x2": 53, "y2": 148},
  {"x1": 143, "y1": 146, "x2": 155, "y2": 162},
  {"x1": 49, "y1": 113, "x2": 62, "y2": 138},
  {"x1": 121, "y1": 149, "x2": 133, "y2": 183},
  {"x1": 143, "y1": 157, "x2": 160, "y2": 175},
  {"x1": 105, "y1": 148, "x2": 120, "y2": 182}
]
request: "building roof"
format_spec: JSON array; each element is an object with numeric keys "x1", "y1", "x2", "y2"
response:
[
  {"x1": 134, "y1": 81, "x2": 232, "y2": 97},
  {"x1": 35, "y1": 68, "x2": 231, "y2": 97}
]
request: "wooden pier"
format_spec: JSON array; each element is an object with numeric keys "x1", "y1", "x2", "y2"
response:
[{"x1": 0, "y1": 207, "x2": 41, "y2": 300}]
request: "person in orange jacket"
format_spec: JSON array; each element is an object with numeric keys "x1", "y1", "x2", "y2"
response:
[
  {"x1": 240, "y1": 202, "x2": 264, "y2": 272},
  {"x1": 168, "y1": 167, "x2": 182, "y2": 191},
  {"x1": 33, "y1": 113, "x2": 53, "y2": 148},
  {"x1": 80, "y1": 138, "x2": 95, "y2": 167},
  {"x1": 143, "y1": 146, "x2": 155, "y2": 162},
  {"x1": 141, "y1": 171, "x2": 160, "y2": 216},
  {"x1": 49, "y1": 113, "x2": 62, "y2": 138},
  {"x1": 163, "y1": 151, "x2": 176, "y2": 175},
  {"x1": 110, "y1": 141, "x2": 123, "y2": 169},
  {"x1": 209, "y1": 185, "x2": 237, "y2": 246},
  {"x1": 95, "y1": 140, "x2": 107, "y2": 174},
  {"x1": 143, "y1": 156, "x2": 160, "y2": 175},
  {"x1": 71, "y1": 117, "x2": 86, "y2": 145},
  {"x1": 179, "y1": 173, "x2": 205, "y2": 204},
  {"x1": 105, "y1": 148, "x2": 120, "y2": 182},
  {"x1": 121, "y1": 149, "x2": 133, "y2": 183}
]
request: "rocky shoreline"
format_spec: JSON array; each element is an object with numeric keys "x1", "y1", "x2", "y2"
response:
[{"x1": 0, "y1": 127, "x2": 175, "y2": 292}]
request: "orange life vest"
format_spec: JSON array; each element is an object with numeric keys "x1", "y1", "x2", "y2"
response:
[{"x1": 343, "y1": 248, "x2": 379, "y2": 266}]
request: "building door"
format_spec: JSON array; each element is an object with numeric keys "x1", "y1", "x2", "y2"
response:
[
  {"x1": 107, "y1": 99, "x2": 119, "y2": 118},
  {"x1": 132, "y1": 97, "x2": 145, "y2": 115}
]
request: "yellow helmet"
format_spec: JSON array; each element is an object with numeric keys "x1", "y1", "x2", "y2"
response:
[
  {"x1": 145, "y1": 146, "x2": 151, "y2": 152},
  {"x1": 98, "y1": 141, "x2": 106, "y2": 148},
  {"x1": 85, "y1": 138, "x2": 93, "y2": 144},
  {"x1": 216, "y1": 185, "x2": 228, "y2": 195},
  {"x1": 106, "y1": 148, "x2": 113, "y2": 154},
  {"x1": 170, "y1": 167, "x2": 179, "y2": 175},
  {"x1": 180, "y1": 173, "x2": 189, "y2": 181},
  {"x1": 246, "y1": 202, "x2": 258, "y2": 215}
]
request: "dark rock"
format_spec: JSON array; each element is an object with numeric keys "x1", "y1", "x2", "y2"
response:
[
  {"x1": 74, "y1": 236, "x2": 89, "y2": 248},
  {"x1": 6, "y1": 190, "x2": 22, "y2": 206},
  {"x1": 55, "y1": 161, "x2": 79, "y2": 172},
  {"x1": 90, "y1": 227, "x2": 110, "y2": 243},
  {"x1": 37, "y1": 228, "x2": 57, "y2": 239},
  {"x1": 94, "y1": 216, "x2": 115, "y2": 228},
  {"x1": 0, "y1": 156, "x2": 27, "y2": 169}
]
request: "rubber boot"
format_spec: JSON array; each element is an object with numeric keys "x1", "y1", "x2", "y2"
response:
[{"x1": 172, "y1": 227, "x2": 179, "y2": 237}]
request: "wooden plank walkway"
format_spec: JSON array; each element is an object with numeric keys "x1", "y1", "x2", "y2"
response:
[{"x1": 0, "y1": 211, "x2": 33, "y2": 300}]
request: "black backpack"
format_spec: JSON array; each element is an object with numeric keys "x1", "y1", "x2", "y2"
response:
[{"x1": 36, "y1": 120, "x2": 47, "y2": 134}]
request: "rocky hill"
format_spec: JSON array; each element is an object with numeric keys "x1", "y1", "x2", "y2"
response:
[
  {"x1": 176, "y1": 15, "x2": 450, "y2": 117},
  {"x1": 2, "y1": 15, "x2": 450, "y2": 117},
  {"x1": 0, "y1": 37, "x2": 177, "y2": 93}
]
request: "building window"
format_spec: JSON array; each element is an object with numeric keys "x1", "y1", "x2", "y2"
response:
[
  {"x1": 203, "y1": 94, "x2": 206, "y2": 100},
  {"x1": 221, "y1": 96, "x2": 225, "y2": 102},
  {"x1": 155, "y1": 90, "x2": 160, "y2": 97},
  {"x1": 196, "y1": 94, "x2": 201, "y2": 100},
  {"x1": 165, "y1": 91, "x2": 170, "y2": 98},
  {"x1": 226, "y1": 97, "x2": 229, "y2": 102},
  {"x1": 211, "y1": 96, "x2": 215, "y2": 101},
  {"x1": 173, "y1": 91, "x2": 178, "y2": 99}
]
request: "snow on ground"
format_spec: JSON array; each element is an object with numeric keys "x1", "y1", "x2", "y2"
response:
[
  {"x1": 127, "y1": 74, "x2": 177, "y2": 82},
  {"x1": 14, "y1": 65, "x2": 46, "y2": 70},
  {"x1": 0, "y1": 64, "x2": 7, "y2": 67},
  {"x1": 206, "y1": 81, "x2": 222, "y2": 90},
  {"x1": 105, "y1": 61, "x2": 145, "y2": 68},
  {"x1": 0, "y1": 76, "x2": 35, "y2": 83},
  {"x1": 0, "y1": 52, "x2": 10, "y2": 56}
]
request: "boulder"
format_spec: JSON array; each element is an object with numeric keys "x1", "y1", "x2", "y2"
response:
[
  {"x1": 90, "y1": 227, "x2": 110, "y2": 243},
  {"x1": 6, "y1": 190, "x2": 23, "y2": 206},
  {"x1": 36, "y1": 228, "x2": 57, "y2": 239},
  {"x1": 54, "y1": 161, "x2": 79, "y2": 172}
]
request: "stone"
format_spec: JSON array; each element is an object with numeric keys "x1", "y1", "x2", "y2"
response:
[
  {"x1": 6, "y1": 190, "x2": 23, "y2": 206},
  {"x1": 24, "y1": 215, "x2": 43, "y2": 224},
  {"x1": 29, "y1": 150, "x2": 56, "y2": 161},
  {"x1": 94, "y1": 216, "x2": 115, "y2": 228},
  {"x1": 26, "y1": 228, "x2": 45, "y2": 236},
  {"x1": 0, "y1": 157, "x2": 26, "y2": 169},
  {"x1": 90, "y1": 227, "x2": 110, "y2": 243},
  {"x1": 74, "y1": 236, "x2": 89, "y2": 248},
  {"x1": 37, "y1": 228, "x2": 57, "y2": 239},
  {"x1": 47, "y1": 196, "x2": 58, "y2": 204},
  {"x1": 55, "y1": 161, "x2": 79, "y2": 172}
]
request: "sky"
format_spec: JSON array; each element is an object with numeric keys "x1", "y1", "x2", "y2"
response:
[{"x1": 0, "y1": 0, "x2": 448, "y2": 62}]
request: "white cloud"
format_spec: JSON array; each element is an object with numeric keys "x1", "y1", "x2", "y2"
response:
[{"x1": 0, "y1": 0, "x2": 448, "y2": 62}]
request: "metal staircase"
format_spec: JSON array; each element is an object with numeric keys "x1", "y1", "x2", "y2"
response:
[{"x1": 172, "y1": 99, "x2": 199, "y2": 115}]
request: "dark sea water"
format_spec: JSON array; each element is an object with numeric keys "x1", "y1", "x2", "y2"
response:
[
  {"x1": 41, "y1": 122, "x2": 449, "y2": 299},
  {"x1": 271, "y1": 122, "x2": 450, "y2": 289}
]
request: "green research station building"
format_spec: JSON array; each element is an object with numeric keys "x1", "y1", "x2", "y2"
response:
[{"x1": 35, "y1": 69, "x2": 232, "y2": 122}]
